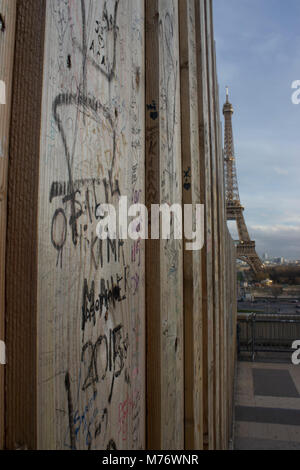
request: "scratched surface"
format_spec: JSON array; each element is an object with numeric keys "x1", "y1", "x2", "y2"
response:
[
  {"x1": 2, "y1": 0, "x2": 239, "y2": 450},
  {"x1": 205, "y1": 0, "x2": 221, "y2": 449},
  {"x1": 37, "y1": 0, "x2": 145, "y2": 450},
  {"x1": 158, "y1": 0, "x2": 184, "y2": 450},
  {"x1": 179, "y1": 0, "x2": 203, "y2": 450},
  {"x1": 194, "y1": 0, "x2": 214, "y2": 450},
  {"x1": 145, "y1": 0, "x2": 184, "y2": 449}
]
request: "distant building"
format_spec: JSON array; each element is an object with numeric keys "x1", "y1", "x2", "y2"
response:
[
  {"x1": 237, "y1": 259, "x2": 247, "y2": 266},
  {"x1": 274, "y1": 257, "x2": 285, "y2": 265},
  {"x1": 262, "y1": 279, "x2": 273, "y2": 286}
]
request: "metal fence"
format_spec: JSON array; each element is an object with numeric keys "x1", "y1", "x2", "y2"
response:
[{"x1": 237, "y1": 313, "x2": 300, "y2": 361}]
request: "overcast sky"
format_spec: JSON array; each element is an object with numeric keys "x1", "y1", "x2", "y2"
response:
[{"x1": 213, "y1": 0, "x2": 300, "y2": 260}]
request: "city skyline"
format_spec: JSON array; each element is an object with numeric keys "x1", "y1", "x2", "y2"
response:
[{"x1": 214, "y1": 0, "x2": 300, "y2": 259}]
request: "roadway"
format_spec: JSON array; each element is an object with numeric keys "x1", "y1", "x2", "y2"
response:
[{"x1": 238, "y1": 300, "x2": 300, "y2": 315}]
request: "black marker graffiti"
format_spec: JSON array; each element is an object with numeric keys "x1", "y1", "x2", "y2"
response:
[
  {"x1": 183, "y1": 167, "x2": 191, "y2": 191},
  {"x1": 81, "y1": 275, "x2": 126, "y2": 337},
  {"x1": 81, "y1": 325, "x2": 129, "y2": 404},
  {"x1": 147, "y1": 101, "x2": 158, "y2": 121},
  {"x1": 51, "y1": 0, "x2": 121, "y2": 261},
  {"x1": 106, "y1": 439, "x2": 117, "y2": 450},
  {"x1": 65, "y1": 372, "x2": 76, "y2": 450},
  {"x1": 75, "y1": 0, "x2": 120, "y2": 82},
  {"x1": 0, "y1": 14, "x2": 5, "y2": 32},
  {"x1": 51, "y1": 208, "x2": 67, "y2": 267}
]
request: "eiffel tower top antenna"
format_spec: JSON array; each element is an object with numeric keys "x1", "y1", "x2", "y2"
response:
[{"x1": 223, "y1": 86, "x2": 240, "y2": 205}]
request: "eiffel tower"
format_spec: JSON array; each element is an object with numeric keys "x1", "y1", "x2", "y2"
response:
[{"x1": 223, "y1": 88, "x2": 263, "y2": 274}]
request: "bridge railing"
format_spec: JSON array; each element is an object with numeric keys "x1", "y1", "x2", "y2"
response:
[{"x1": 237, "y1": 313, "x2": 300, "y2": 361}]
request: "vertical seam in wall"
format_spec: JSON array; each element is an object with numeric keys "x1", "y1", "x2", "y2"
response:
[{"x1": 5, "y1": 0, "x2": 46, "y2": 450}]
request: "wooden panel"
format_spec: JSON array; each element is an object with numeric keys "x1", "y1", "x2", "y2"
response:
[
  {"x1": 211, "y1": 28, "x2": 225, "y2": 447},
  {"x1": 145, "y1": 0, "x2": 161, "y2": 450},
  {"x1": 229, "y1": 237, "x2": 237, "y2": 441},
  {"x1": 225, "y1": 230, "x2": 237, "y2": 444},
  {"x1": 158, "y1": 0, "x2": 183, "y2": 450},
  {"x1": 0, "y1": 0, "x2": 16, "y2": 450},
  {"x1": 179, "y1": 0, "x2": 203, "y2": 450},
  {"x1": 37, "y1": 0, "x2": 145, "y2": 450},
  {"x1": 219, "y1": 101, "x2": 228, "y2": 450},
  {"x1": 205, "y1": 0, "x2": 220, "y2": 449},
  {"x1": 146, "y1": 0, "x2": 184, "y2": 450},
  {"x1": 5, "y1": 0, "x2": 46, "y2": 450},
  {"x1": 2, "y1": 0, "x2": 239, "y2": 450},
  {"x1": 194, "y1": 0, "x2": 214, "y2": 450},
  {"x1": 215, "y1": 72, "x2": 227, "y2": 449}
]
